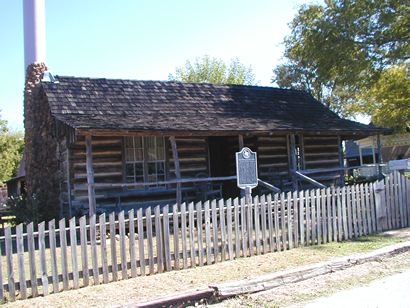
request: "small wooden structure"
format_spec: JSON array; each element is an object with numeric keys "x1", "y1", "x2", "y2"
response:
[{"x1": 27, "y1": 76, "x2": 387, "y2": 216}]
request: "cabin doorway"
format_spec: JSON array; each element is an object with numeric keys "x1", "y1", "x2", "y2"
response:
[{"x1": 208, "y1": 136, "x2": 240, "y2": 198}]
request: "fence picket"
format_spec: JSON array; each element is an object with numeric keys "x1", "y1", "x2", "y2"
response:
[
  {"x1": 219, "y1": 199, "x2": 227, "y2": 261},
  {"x1": 119, "y1": 211, "x2": 128, "y2": 278},
  {"x1": 267, "y1": 194, "x2": 275, "y2": 251},
  {"x1": 204, "y1": 201, "x2": 212, "y2": 264},
  {"x1": 196, "y1": 202, "x2": 204, "y2": 266},
  {"x1": 273, "y1": 194, "x2": 281, "y2": 252},
  {"x1": 16, "y1": 224, "x2": 27, "y2": 299},
  {"x1": 369, "y1": 183, "x2": 376, "y2": 231},
  {"x1": 331, "y1": 187, "x2": 337, "y2": 242},
  {"x1": 311, "y1": 190, "x2": 317, "y2": 245},
  {"x1": 280, "y1": 193, "x2": 287, "y2": 250},
  {"x1": 400, "y1": 175, "x2": 408, "y2": 227},
  {"x1": 362, "y1": 184, "x2": 369, "y2": 235},
  {"x1": 163, "y1": 205, "x2": 172, "y2": 271},
  {"x1": 27, "y1": 222, "x2": 38, "y2": 297},
  {"x1": 393, "y1": 172, "x2": 399, "y2": 228},
  {"x1": 351, "y1": 185, "x2": 358, "y2": 237},
  {"x1": 226, "y1": 198, "x2": 234, "y2": 260},
  {"x1": 99, "y1": 213, "x2": 109, "y2": 283},
  {"x1": 321, "y1": 188, "x2": 327, "y2": 243},
  {"x1": 240, "y1": 198, "x2": 248, "y2": 256},
  {"x1": 247, "y1": 198, "x2": 254, "y2": 256},
  {"x1": 336, "y1": 187, "x2": 343, "y2": 241},
  {"x1": 356, "y1": 185, "x2": 363, "y2": 236},
  {"x1": 188, "y1": 203, "x2": 196, "y2": 268},
  {"x1": 154, "y1": 206, "x2": 163, "y2": 273},
  {"x1": 181, "y1": 203, "x2": 188, "y2": 268},
  {"x1": 299, "y1": 191, "x2": 305, "y2": 246},
  {"x1": 145, "y1": 207, "x2": 154, "y2": 274},
  {"x1": 326, "y1": 187, "x2": 332, "y2": 242},
  {"x1": 397, "y1": 172, "x2": 404, "y2": 227},
  {"x1": 260, "y1": 195, "x2": 268, "y2": 253},
  {"x1": 254, "y1": 195, "x2": 261, "y2": 254},
  {"x1": 364, "y1": 184, "x2": 372, "y2": 234},
  {"x1": 0, "y1": 237, "x2": 3, "y2": 301},
  {"x1": 305, "y1": 190, "x2": 311, "y2": 245},
  {"x1": 90, "y1": 215, "x2": 100, "y2": 284},
  {"x1": 69, "y1": 217, "x2": 80, "y2": 289},
  {"x1": 293, "y1": 191, "x2": 299, "y2": 248},
  {"x1": 5, "y1": 226, "x2": 15, "y2": 300},
  {"x1": 286, "y1": 192, "x2": 293, "y2": 249},
  {"x1": 109, "y1": 212, "x2": 118, "y2": 280},
  {"x1": 341, "y1": 187, "x2": 348, "y2": 240},
  {"x1": 128, "y1": 209, "x2": 137, "y2": 278},
  {"x1": 80, "y1": 216, "x2": 90, "y2": 285},
  {"x1": 48, "y1": 220, "x2": 59, "y2": 293},
  {"x1": 315, "y1": 189, "x2": 321, "y2": 245},
  {"x1": 346, "y1": 186, "x2": 353, "y2": 239},
  {"x1": 385, "y1": 177, "x2": 392, "y2": 229},
  {"x1": 59, "y1": 218, "x2": 69, "y2": 290},
  {"x1": 233, "y1": 198, "x2": 241, "y2": 258},
  {"x1": 137, "y1": 208, "x2": 146, "y2": 274},
  {"x1": 407, "y1": 178, "x2": 410, "y2": 226},
  {"x1": 38, "y1": 222, "x2": 48, "y2": 296},
  {"x1": 211, "y1": 200, "x2": 219, "y2": 262}
]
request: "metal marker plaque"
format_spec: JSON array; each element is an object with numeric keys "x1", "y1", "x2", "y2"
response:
[{"x1": 236, "y1": 147, "x2": 258, "y2": 189}]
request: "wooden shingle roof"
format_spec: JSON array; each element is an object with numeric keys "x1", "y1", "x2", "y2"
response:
[{"x1": 41, "y1": 76, "x2": 385, "y2": 135}]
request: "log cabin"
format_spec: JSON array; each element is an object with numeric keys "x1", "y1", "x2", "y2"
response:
[{"x1": 23, "y1": 65, "x2": 387, "y2": 218}]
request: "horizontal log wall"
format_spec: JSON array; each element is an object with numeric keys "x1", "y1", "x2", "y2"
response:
[
  {"x1": 256, "y1": 135, "x2": 290, "y2": 190},
  {"x1": 303, "y1": 135, "x2": 341, "y2": 187}
]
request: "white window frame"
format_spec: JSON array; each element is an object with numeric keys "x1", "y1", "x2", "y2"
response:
[{"x1": 124, "y1": 136, "x2": 166, "y2": 188}]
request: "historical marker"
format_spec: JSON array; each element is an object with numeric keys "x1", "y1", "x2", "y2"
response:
[{"x1": 236, "y1": 147, "x2": 258, "y2": 203}]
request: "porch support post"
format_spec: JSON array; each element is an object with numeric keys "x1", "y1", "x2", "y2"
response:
[
  {"x1": 238, "y1": 135, "x2": 244, "y2": 150},
  {"x1": 337, "y1": 135, "x2": 345, "y2": 186},
  {"x1": 170, "y1": 136, "x2": 182, "y2": 205},
  {"x1": 376, "y1": 134, "x2": 383, "y2": 178},
  {"x1": 359, "y1": 146, "x2": 363, "y2": 166},
  {"x1": 85, "y1": 134, "x2": 97, "y2": 216},
  {"x1": 289, "y1": 134, "x2": 298, "y2": 191}
]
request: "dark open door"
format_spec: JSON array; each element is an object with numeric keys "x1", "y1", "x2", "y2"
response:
[{"x1": 208, "y1": 136, "x2": 239, "y2": 198}]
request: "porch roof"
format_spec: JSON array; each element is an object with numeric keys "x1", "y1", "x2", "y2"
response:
[{"x1": 41, "y1": 76, "x2": 386, "y2": 135}]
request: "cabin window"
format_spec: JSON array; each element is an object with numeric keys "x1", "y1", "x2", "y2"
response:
[{"x1": 124, "y1": 136, "x2": 166, "y2": 187}]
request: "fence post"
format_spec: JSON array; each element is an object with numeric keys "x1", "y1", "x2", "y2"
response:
[{"x1": 374, "y1": 180, "x2": 387, "y2": 231}]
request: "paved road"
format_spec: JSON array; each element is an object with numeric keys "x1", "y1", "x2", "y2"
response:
[{"x1": 305, "y1": 270, "x2": 410, "y2": 308}]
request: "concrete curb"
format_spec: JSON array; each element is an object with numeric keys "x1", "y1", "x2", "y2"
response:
[{"x1": 133, "y1": 241, "x2": 410, "y2": 307}]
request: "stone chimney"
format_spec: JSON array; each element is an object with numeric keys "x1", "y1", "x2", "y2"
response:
[{"x1": 23, "y1": 0, "x2": 58, "y2": 220}]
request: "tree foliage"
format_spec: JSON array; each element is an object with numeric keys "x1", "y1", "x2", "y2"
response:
[
  {"x1": 0, "y1": 115, "x2": 24, "y2": 184},
  {"x1": 356, "y1": 64, "x2": 410, "y2": 132},
  {"x1": 169, "y1": 55, "x2": 256, "y2": 85},
  {"x1": 273, "y1": 0, "x2": 409, "y2": 123}
]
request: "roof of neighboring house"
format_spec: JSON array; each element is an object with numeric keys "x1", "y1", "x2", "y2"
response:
[
  {"x1": 345, "y1": 140, "x2": 379, "y2": 159},
  {"x1": 40, "y1": 76, "x2": 387, "y2": 135}
]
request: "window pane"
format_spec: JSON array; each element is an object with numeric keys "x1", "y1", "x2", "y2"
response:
[
  {"x1": 145, "y1": 137, "x2": 157, "y2": 161},
  {"x1": 157, "y1": 162, "x2": 165, "y2": 175},
  {"x1": 125, "y1": 137, "x2": 134, "y2": 148},
  {"x1": 147, "y1": 162, "x2": 156, "y2": 175},
  {"x1": 135, "y1": 163, "x2": 144, "y2": 177},
  {"x1": 134, "y1": 136, "x2": 142, "y2": 148},
  {"x1": 135, "y1": 149, "x2": 143, "y2": 161},
  {"x1": 125, "y1": 163, "x2": 134, "y2": 178},
  {"x1": 125, "y1": 149, "x2": 134, "y2": 162},
  {"x1": 156, "y1": 137, "x2": 165, "y2": 160}
]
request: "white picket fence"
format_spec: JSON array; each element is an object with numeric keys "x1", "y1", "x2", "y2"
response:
[{"x1": 0, "y1": 171, "x2": 409, "y2": 302}]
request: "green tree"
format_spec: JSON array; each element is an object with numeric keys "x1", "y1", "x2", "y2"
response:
[
  {"x1": 273, "y1": 0, "x2": 409, "y2": 120},
  {"x1": 356, "y1": 64, "x2": 410, "y2": 132},
  {"x1": 0, "y1": 115, "x2": 24, "y2": 184},
  {"x1": 169, "y1": 55, "x2": 257, "y2": 85}
]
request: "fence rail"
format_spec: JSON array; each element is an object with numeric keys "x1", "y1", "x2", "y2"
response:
[{"x1": 0, "y1": 171, "x2": 409, "y2": 302}]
